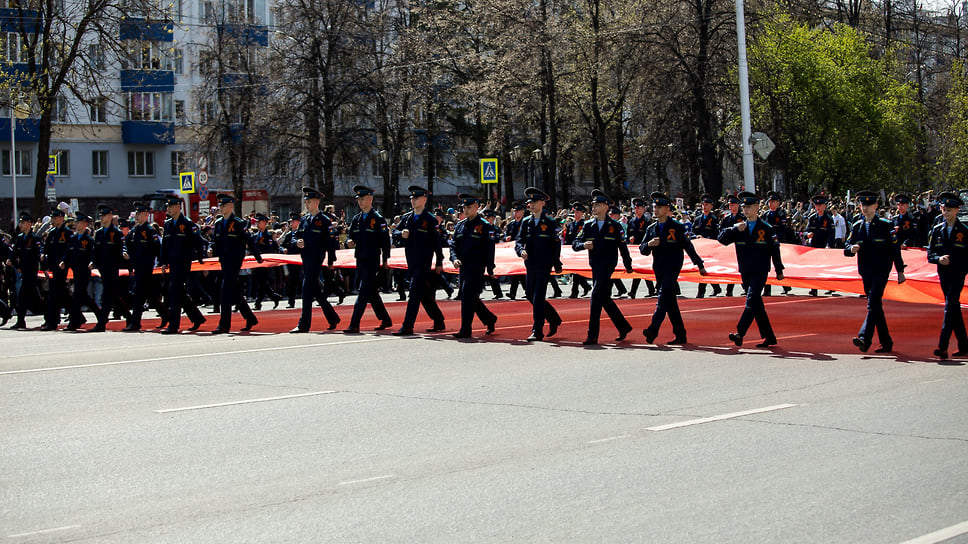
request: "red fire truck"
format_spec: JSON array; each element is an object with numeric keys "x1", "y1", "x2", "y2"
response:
[{"x1": 142, "y1": 189, "x2": 270, "y2": 225}]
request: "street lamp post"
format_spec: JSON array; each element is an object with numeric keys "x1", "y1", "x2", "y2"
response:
[
  {"x1": 735, "y1": 0, "x2": 756, "y2": 193},
  {"x1": 10, "y1": 93, "x2": 29, "y2": 225}
]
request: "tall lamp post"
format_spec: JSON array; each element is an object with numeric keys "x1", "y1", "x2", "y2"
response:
[
  {"x1": 10, "y1": 93, "x2": 29, "y2": 225},
  {"x1": 735, "y1": 0, "x2": 755, "y2": 193}
]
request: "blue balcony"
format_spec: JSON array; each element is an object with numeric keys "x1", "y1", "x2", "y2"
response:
[
  {"x1": 0, "y1": 117, "x2": 40, "y2": 142},
  {"x1": 122, "y1": 121, "x2": 174, "y2": 144},
  {"x1": 120, "y1": 70, "x2": 175, "y2": 93},
  {"x1": 0, "y1": 8, "x2": 43, "y2": 33},
  {"x1": 120, "y1": 18, "x2": 174, "y2": 42},
  {"x1": 217, "y1": 24, "x2": 269, "y2": 46}
]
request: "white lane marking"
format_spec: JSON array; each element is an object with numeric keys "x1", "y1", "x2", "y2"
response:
[
  {"x1": 588, "y1": 435, "x2": 631, "y2": 444},
  {"x1": 647, "y1": 404, "x2": 800, "y2": 432},
  {"x1": 0, "y1": 337, "x2": 394, "y2": 376},
  {"x1": 922, "y1": 379, "x2": 946, "y2": 384},
  {"x1": 898, "y1": 520, "x2": 968, "y2": 544},
  {"x1": 337, "y1": 475, "x2": 394, "y2": 486},
  {"x1": 7, "y1": 525, "x2": 80, "y2": 538},
  {"x1": 155, "y1": 391, "x2": 337, "y2": 413}
]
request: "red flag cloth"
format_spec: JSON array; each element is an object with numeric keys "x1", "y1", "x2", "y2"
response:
[{"x1": 54, "y1": 240, "x2": 944, "y2": 305}]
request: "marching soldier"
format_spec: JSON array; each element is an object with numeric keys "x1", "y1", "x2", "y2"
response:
[
  {"x1": 641, "y1": 192, "x2": 708, "y2": 345},
  {"x1": 572, "y1": 189, "x2": 634, "y2": 346},
  {"x1": 251, "y1": 213, "x2": 282, "y2": 310},
  {"x1": 209, "y1": 194, "x2": 261, "y2": 334},
  {"x1": 280, "y1": 212, "x2": 302, "y2": 308},
  {"x1": 160, "y1": 196, "x2": 207, "y2": 334},
  {"x1": 692, "y1": 194, "x2": 722, "y2": 298},
  {"x1": 927, "y1": 192, "x2": 968, "y2": 360},
  {"x1": 515, "y1": 187, "x2": 563, "y2": 341},
  {"x1": 290, "y1": 187, "x2": 340, "y2": 333},
  {"x1": 63, "y1": 213, "x2": 96, "y2": 331},
  {"x1": 763, "y1": 191, "x2": 793, "y2": 296},
  {"x1": 719, "y1": 195, "x2": 743, "y2": 297},
  {"x1": 9, "y1": 212, "x2": 42, "y2": 329},
  {"x1": 626, "y1": 198, "x2": 656, "y2": 298},
  {"x1": 893, "y1": 194, "x2": 919, "y2": 248},
  {"x1": 504, "y1": 202, "x2": 528, "y2": 300},
  {"x1": 719, "y1": 192, "x2": 785, "y2": 348},
  {"x1": 564, "y1": 203, "x2": 592, "y2": 298},
  {"x1": 391, "y1": 185, "x2": 446, "y2": 336},
  {"x1": 449, "y1": 193, "x2": 498, "y2": 339},
  {"x1": 40, "y1": 207, "x2": 70, "y2": 330},
  {"x1": 0, "y1": 234, "x2": 11, "y2": 327},
  {"x1": 91, "y1": 205, "x2": 126, "y2": 332},
  {"x1": 845, "y1": 191, "x2": 906, "y2": 353},
  {"x1": 343, "y1": 185, "x2": 392, "y2": 333},
  {"x1": 807, "y1": 194, "x2": 834, "y2": 296},
  {"x1": 123, "y1": 202, "x2": 168, "y2": 332}
]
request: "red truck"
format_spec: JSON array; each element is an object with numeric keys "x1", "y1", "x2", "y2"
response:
[{"x1": 142, "y1": 189, "x2": 270, "y2": 225}]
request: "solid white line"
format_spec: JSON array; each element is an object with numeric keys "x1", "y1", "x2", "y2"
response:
[
  {"x1": 921, "y1": 379, "x2": 946, "y2": 384},
  {"x1": 154, "y1": 391, "x2": 337, "y2": 413},
  {"x1": 0, "y1": 337, "x2": 394, "y2": 376},
  {"x1": 647, "y1": 404, "x2": 800, "y2": 432},
  {"x1": 337, "y1": 475, "x2": 394, "y2": 486},
  {"x1": 588, "y1": 435, "x2": 632, "y2": 444},
  {"x1": 7, "y1": 525, "x2": 80, "y2": 538},
  {"x1": 898, "y1": 520, "x2": 968, "y2": 544}
]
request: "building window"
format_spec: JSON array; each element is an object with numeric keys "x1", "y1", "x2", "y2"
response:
[
  {"x1": 92, "y1": 150, "x2": 108, "y2": 177},
  {"x1": 124, "y1": 92, "x2": 174, "y2": 122},
  {"x1": 2, "y1": 149, "x2": 31, "y2": 176},
  {"x1": 128, "y1": 151, "x2": 154, "y2": 177},
  {"x1": 52, "y1": 95, "x2": 69, "y2": 123},
  {"x1": 124, "y1": 41, "x2": 172, "y2": 71},
  {"x1": 170, "y1": 151, "x2": 187, "y2": 177},
  {"x1": 49, "y1": 150, "x2": 69, "y2": 176},
  {"x1": 173, "y1": 48, "x2": 184, "y2": 74},
  {"x1": 174, "y1": 100, "x2": 186, "y2": 125},
  {"x1": 90, "y1": 95, "x2": 108, "y2": 123},
  {"x1": 2, "y1": 32, "x2": 30, "y2": 64},
  {"x1": 202, "y1": 0, "x2": 215, "y2": 23}
]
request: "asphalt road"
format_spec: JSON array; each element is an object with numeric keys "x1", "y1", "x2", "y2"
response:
[{"x1": 1, "y1": 288, "x2": 967, "y2": 543}]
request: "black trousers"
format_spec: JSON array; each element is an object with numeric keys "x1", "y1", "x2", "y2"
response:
[
  {"x1": 299, "y1": 262, "x2": 339, "y2": 330},
  {"x1": 587, "y1": 273, "x2": 630, "y2": 342},
  {"x1": 45, "y1": 268, "x2": 70, "y2": 326},
  {"x1": 858, "y1": 272, "x2": 891, "y2": 346},
  {"x1": 16, "y1": 269, "x2": 42, "y2": 325},
  {"x1": 629, "y1": 278, "x2": 655, "y2": 297},
  {"x1": 736, "y1": 273, "x2": 775, "y2": 340},
  {"x1": 96, "y1": 268, "x2": 121, "y2": 327},
  {"x1": 286, "y1": 264, "x2": 301, "y2": 306},
  {"x1": 349, "y1": 261, "x2": 390, "y2": 328},
  {"x1": 508, "y1": 275, "x2": 525, "y2": 298},
  {"x1": 219, "y1": 262, "x2": 256, "y2": 330},
  {"x1": 68, "y1": 268, "x2": 97, "y2": 327},
  {"x1": 938, "y1": 272, "x2": 968, "y2": 352},
  {"x1": 253, "y1": 268, "x2": 280, "y2": 305},
  {"x1": 401, "y1": 268, "x2": 444, "y2": 329},
  {"x1": 570, "y1": 274, "x2": 591, "y2": 296},
  {"x1": 166, "y1": 261, "x2": 203, "y2": 331},
  {"x1": 646, "y1": 270, "x2": 685, "y2": 337},
  {"x1": 525, "y1": 265, "x2": 561, "y2": 337},
  {"x1": 130, "y1": 265, "x2": 168, "y2": 328},
  {"x1": 457, "y1": 265, "x2": 496, "y2": 334}
]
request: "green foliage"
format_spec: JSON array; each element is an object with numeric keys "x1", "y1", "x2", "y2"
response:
[
  {"x1": 748, "y1": 12, "x2": 922, "y2": 197},
  {"x1": 936, "y1": 61, "x2": 968, "y2": 189}
]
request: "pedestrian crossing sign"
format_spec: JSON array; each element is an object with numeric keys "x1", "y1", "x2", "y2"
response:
[
  {"x1": 179, "y1": 172, "x2": 196, "y2": 194},
  {"x1": 480, "y1": 158, "x2": 498, "y2": 184}
]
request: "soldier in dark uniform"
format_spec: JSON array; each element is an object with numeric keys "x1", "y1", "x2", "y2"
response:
[
  {"x1": 845, "y1": 191, "x2": 906, "y2": 353},
  {"x1": 160, "y1": 196, "x2": 207, "y2": 334},
  {"x1": 343, "y1": 185, "x2": 392, "y2": 333},
  {"x1": 290, "y1": 187, "x2": 340, "y2": 333},
  {"x1": 280, "y1": 212, "x2": 302, "y2": 308},
  {"x1": 391, "y1": 185, "x2": 446, "y2": 336},
  {"x1": 564, "y1": 203, "x2": 592, "y2": 298},
  {"x1": 91, "y1": 205, "x2": 125, "y2": 331},
  {"x1": 692, "y1": 194, "x2": 722, "y2": 298},
  {"x1": 927, "y1": 192, "x2": 968, "y2": 360},
  {"x1": 573, "y1": 189, "x2": 634, "y2": 345},
  {"x1": 449, "y1": 193, "x2": 498, "y2": 339},
  {"x1": 481, "y1": 209, "x2": 505, "y2": 300},
  {"x1": 626, "y1": 198, "x2": 657, "y2": 299},
  {"x1": 123, "y1": 202, "x2": 168, "y2": 332},
  {"x1": 504, "y1": 202, "x2": 527, "y2": 300},
  {"x1": 251, "y1": 213, "x2": 282, "y2": 310},
  {"x1": 9, "y1": 212, "x2": 42, "y2": 329},
  {"x1": 209, "y1": 194, "x2": 261, "y2": 334},
  {"x1": 763, "y1": 192, "x2": 793, "y2": 296},
  {"x1": 893, "y1": 193, "x2": 919, "y2": 248},
  {"x1": 0, "y1": 233, "x2": 11, "y2": 327},
  {"x1": 719, "y1": 192, "x2": 785, "y2": 348},
  {"x1": 806, "y1": 194, "x2": 834, "y2": 296},
  {"x1": 641, "y1": 192, "x2": 708, "y2": 344},
  {"x1": 515, "y1": 187, "x2": 563, "y2": 341},
  {"x1": 40, "y1": 208, "x2": 71, "y2": 330},
  {"x1": 63, "y1": 213, "x2": 96, "y2": 331},
  {"x1": 719, "y1": 195, "x2": 743, "y2": 297}
]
